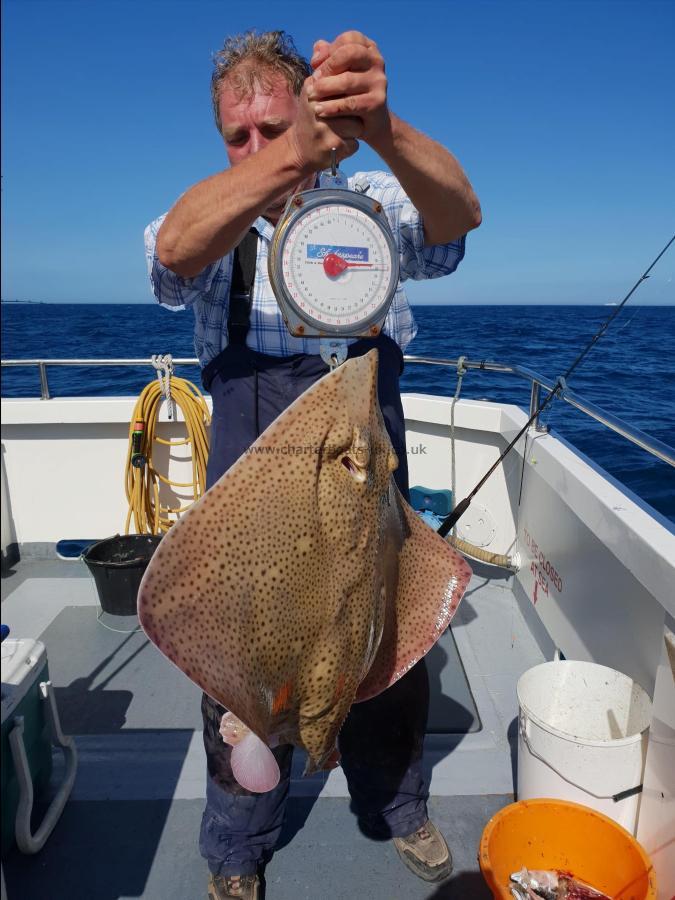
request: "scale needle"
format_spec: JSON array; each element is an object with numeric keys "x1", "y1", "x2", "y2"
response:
[{"x1": 322, "y1": 253, "x2": 381, "y2": 276}]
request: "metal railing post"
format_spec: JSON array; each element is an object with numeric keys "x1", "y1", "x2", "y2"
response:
[
  {"x1": 38, "y1": 363, "x2": 50, "y2": 400},
  {"x1": 529, "y1": 381, "x2": 549, "y2": 433},
  {"x1": 529, "y1": 381, "x2": 540, "y2": 429}
]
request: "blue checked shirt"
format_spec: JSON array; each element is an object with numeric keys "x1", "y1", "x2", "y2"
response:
[{"x1": 145, "y1": 171, "x2": 466, "y2": 366}]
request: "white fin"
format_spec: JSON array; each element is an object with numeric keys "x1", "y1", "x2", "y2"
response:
[{"x1": 230, "y1": 730, "x2": 280, "y2": 793}]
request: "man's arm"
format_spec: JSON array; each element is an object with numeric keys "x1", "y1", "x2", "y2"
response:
[
  {"x1": 156, "y1": 139, "x2": 304, "y2": 278},
  {"x1": 366, "y1": 114, "x2": 481, "y2": 247},
  {"x1": 156, "y1": 93, "x2": 362, "y2": 279},
  {"x1": 308, "y1": 33, "x2": 481, "y2": 246}
]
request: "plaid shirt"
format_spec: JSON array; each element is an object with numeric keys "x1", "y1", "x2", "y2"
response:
[{"x1": 145, "y1": 171, "x2": 466, "y2": 366}]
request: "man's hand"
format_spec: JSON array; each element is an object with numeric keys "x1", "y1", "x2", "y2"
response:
[
  {"x1": 284, "y1": 77, "x2": 363, "y2": 175},
  {"x1": 307, "y1": 32, "x2": 390, "y2": 145},
  {"x1": 306, "y1": 30, "x2": 480, "y2": 246}
]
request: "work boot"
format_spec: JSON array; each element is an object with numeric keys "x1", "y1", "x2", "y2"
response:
[
  {"x1": 207, "y1": 873, "x2": 261, "y2": 899},
  {"x1": 392, "y1": 819, "x2": 453, "y2": 882}
]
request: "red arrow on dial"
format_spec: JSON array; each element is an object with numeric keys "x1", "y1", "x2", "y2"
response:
[{"x1": 322, "y1": 253, "x2": 378, "y2": 277}]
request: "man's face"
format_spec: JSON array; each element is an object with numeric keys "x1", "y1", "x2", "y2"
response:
[{"x1": 218, "y1": 72, "x2": 314, "y2": 222}]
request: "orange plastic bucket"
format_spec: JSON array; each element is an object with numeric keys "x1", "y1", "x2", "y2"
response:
[{"x1": 479, "y1": 799, "x2": 657, "y2": 899}]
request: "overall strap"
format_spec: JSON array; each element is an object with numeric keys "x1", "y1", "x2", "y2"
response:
[{"x1": 227, "y1": 229, "x2": 259, "y2": 347}]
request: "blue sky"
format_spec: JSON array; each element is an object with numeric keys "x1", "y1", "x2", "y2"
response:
[{"x1": 2, "y1": 0, "x2": 674, "y2": 305}]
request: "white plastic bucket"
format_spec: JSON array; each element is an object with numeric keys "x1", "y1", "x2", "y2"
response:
[{"x1": 517, "y1": 661, "x2": 652, "y2": 834}]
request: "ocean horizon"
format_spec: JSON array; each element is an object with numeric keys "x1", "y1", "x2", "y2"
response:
[{"x1": 3, "y1": 300, "x2": 673, "y2": 306}]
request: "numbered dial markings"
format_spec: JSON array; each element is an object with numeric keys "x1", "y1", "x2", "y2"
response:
[{"x1": 279, "y1": 204, "x2": 395, "y2": 327}]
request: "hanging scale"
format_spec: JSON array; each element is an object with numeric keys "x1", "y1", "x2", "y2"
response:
[{"x1": 268, "y1": 150, "x2": 400, "y2": 368}]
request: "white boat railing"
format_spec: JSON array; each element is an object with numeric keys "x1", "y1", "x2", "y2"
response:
[{"x1": 2, "y1": 355, "x2": 674, "y2": 468}]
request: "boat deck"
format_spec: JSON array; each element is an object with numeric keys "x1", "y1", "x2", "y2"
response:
[{"x1": 1, "y1": 554, "x2": 550, "y2": 899}]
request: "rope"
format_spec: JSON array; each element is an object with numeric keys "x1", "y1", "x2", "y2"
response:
[
  {"x1": 449, "y1": 356, "x2": 467, "y2": 539},
  {"x1": 124, "y1": 358, "x2": 211, "y2": 535},
  {"x1": 447, "y1": 355, "x2": 515, "y2": 570},
  {"x1": 152, "y1": 354, "x2": 177, "y2": 421}
]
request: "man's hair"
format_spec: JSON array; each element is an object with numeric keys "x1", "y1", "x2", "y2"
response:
[{"x1": 211, "y1": 30, "x2": 311, "y2": 134}]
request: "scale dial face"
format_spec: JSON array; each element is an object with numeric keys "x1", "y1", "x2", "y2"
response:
[{"x1": 270, "y1": 190, "x2": 399, "y2": 337}]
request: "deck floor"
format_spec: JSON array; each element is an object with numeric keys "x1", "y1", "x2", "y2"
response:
[{"x1": 1, "y1": 555, "x2": 548, "y2": 899}]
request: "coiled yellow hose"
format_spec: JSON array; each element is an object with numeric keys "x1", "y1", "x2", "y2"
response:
[{"x1": 124, "y1": 375, "x2": 211, "y2": 535}]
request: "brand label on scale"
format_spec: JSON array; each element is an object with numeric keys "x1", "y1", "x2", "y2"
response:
[{"x1": 306, "y1": 244, "x2": 370, "y2": 262}]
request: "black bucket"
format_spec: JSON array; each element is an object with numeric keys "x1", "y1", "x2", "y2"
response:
[{"x1": 83, "y1": 534, "x2": 162, "y2": 616}]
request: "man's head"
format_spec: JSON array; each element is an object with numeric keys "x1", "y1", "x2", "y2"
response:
[
  {"x1": 211, "y1": 30, "x2": 314, "y2": 219},
  {"x1": 211, "y1": 30, "x2": 310, "y2": 137}
]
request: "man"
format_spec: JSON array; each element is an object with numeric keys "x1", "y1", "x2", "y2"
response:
[{"x1": 145, "y1": 29, "x2": 481, "y2": 900}]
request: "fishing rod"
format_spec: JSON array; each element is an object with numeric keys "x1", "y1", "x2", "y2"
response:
[{"x1": 437, "y1": 233, "x2": 675, "y2": 538}]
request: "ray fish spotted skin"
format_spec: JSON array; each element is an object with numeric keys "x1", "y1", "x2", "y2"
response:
[{"x1": 138, "y1": 350, "x2": 472, "y2": 792}]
